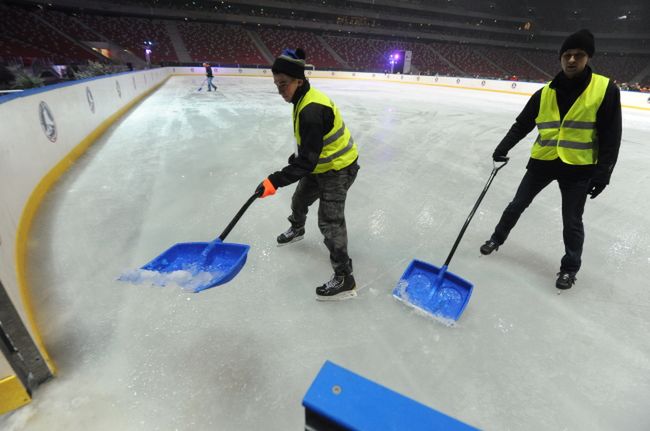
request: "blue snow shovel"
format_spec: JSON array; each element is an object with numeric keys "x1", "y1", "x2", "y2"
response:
[
  {"x1": 393, "y1": 159, "x2": 509, "y2": 321},
  {"x1": 140, "y1": 190, "x2": 262, "y2": 292}
]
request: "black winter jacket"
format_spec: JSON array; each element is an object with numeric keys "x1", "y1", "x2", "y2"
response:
[
  {"x1": 494, "y1": 66, "x2": 622, "y2": 183},
  {"x1": 268, "y1": 81, "x2": 338, "y2": 188}
]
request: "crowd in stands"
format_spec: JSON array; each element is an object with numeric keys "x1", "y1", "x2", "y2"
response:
[{"x1": 1, "y1": 2, "x2": 649, "y2": 92}]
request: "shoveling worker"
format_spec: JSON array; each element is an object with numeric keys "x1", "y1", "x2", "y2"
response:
[
  {"x1": 203, "y1": 62, "x2": 217, "y2": 91},
  {"x1": 255, "y1": 48, "x2": 360, "y2": 300},
  {"x1": 479, "y1": 29, "x2": 622, "y2": 290}
]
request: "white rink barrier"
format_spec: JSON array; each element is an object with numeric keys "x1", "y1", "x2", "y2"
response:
[
  {"x1": 172, "y1": 66, "x2": 650, "y2": 111},
  {"x1": 0, "y1": 68, "x2": 171, "y2": 377}
]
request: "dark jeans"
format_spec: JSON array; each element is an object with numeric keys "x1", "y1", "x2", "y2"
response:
[
  {"x1": 288, "y1": 162, "x2": 359, "y2": 276},
  {"x1": 491, "y1": 169, "x2": 590, "y2": 273}
]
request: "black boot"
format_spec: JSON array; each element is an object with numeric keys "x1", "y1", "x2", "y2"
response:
[
  {"x1": 277, "y1": 226, "x2": 305, "y2": 246},
  {"x1": 316, "y1": 274, "x2": 356, "y2": 301},
  {"x1": 556, "y1": 272, "x2": 576, "y2": 290},
  {"x1": 480, "y1": 239, "x2": 499, "y2": 255}
]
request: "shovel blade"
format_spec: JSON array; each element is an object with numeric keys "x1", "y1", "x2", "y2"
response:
[
  {"x1": 393, "y1": 259, "x2": 473, "y2": 322},
  {"x1": 141, "y1": 241, "x2": 250, "y2": 292}
]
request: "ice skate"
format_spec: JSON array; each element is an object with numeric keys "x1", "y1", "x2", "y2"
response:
[
  {"x1": 316, "y1": 274, "x2": 357, "y2": 301},
  {"x1": 277, "y1": 226, "x2": 305, "y2": 246}
]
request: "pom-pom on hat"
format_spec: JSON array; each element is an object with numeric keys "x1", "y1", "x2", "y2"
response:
[
  {"x1": 559, "y1": 29, "x2": 595, "y2": 58},
  {"x1": 272, "y1": 48, "x2": 307, "y2": 79}
]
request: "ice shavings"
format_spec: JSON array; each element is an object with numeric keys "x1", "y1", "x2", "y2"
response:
[
  {"x1": 393, "y1": 279, "x2": 458, "y2": 327},
  {"x1": 118, "y1": 269, "x2": 218, "y2": 292}
]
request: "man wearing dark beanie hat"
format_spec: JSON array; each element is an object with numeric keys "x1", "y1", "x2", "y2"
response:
[
  {"x1": 255, "y1": 48, "x2": 360, "y2": 300},
  {"x1": 270, "y1": 48, "x2": 307, "y2": 80},
  {"x1": 479, "y1": 29, "x2": 622, "y2": 290},
  {"x1": 559, "y1": 29, "x2": 595, "y2": 59}
]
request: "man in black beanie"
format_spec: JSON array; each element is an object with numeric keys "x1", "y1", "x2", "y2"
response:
[
  {"x1": 479, "y1": 29, "x2": 622, "y2": 290},
  {"x1": 255, "y1": 49, "x2": 361, "y2": 300}
]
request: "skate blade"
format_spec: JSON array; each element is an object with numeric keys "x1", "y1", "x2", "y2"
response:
[
  {"x1": 276, "y1": 235, "x2": 304, "y2": 247},
  {"x1": 316, "y1": 290, "x2": 358, "y2": 302}
]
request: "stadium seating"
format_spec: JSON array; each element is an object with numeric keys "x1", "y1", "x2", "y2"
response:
[
  {"x1": 77, "y1": 14, "x2": 177, "y2": 62},
  {"x1": 1, "y1": 1, "x2": 648, "y2": 90},
  {"x1": 0, "y1": 4, "x2": 96, "y2": 63},
  {"x1": 257, "y1": 27, "x2": 340, "y2": 69},
  {"x1": 177, "y1": 21, "x2": 266, "y2": 65}
]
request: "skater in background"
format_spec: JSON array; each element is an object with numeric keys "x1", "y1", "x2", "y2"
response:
[
  {"x1": 256, "y1": 48, "x2": 360, "y2": 300},
  {"x1": 479, "y1": 29, "x2": 621, "y2": 290},
  {"x1": 203, "y1": 62, "x2": 217, "y2": 91}
]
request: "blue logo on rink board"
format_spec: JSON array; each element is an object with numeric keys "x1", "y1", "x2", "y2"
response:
[{"x1": 39, "y1": 101, "x2": 56, "y2": 142}]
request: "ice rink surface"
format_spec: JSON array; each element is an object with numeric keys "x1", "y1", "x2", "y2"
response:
[{"x1": 2, "y1": 75, "x2": 650, "y2": 430}]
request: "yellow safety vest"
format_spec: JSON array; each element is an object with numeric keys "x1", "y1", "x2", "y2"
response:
[
  {"x1": 532, "y1": 73, "x2": 609, "y2": 165},
  {"x1": 294, "y1": 87, "x2": 358, "y2": 174}
]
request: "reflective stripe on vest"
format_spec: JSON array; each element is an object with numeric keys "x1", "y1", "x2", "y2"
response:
[
  {"x1": 532, "y1": 73, "x2": 609, "y2": 165},
  {"x1": 294, "y1": 87, "x2": 358, "y2": 174}
]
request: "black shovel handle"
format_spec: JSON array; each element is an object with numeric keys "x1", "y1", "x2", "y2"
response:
[
  {"x1": 218, "y1": 189, "x2": 263, "y2": 242},
  {"x1": 443, "y1": 158, "x2": 509, "y2": 267}
]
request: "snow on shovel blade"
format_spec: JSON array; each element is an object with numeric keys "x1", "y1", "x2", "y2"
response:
[
  {"x1": 392, "y1": 259, "x2": 473, "y2": 322},
  {"x1": 121, "y1": 193, "x2": 260, "y2": 293},
  {"x1": 140, "y1": 240, "x2": 250, "y2": 292}
]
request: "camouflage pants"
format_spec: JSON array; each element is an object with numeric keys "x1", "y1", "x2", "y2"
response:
[{"x1": 288, "y1": 161, "x2": 359, "y2": 276}]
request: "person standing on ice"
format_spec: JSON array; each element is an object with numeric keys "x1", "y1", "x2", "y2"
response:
[
  {"x1": 479, "y1": 29, "x2": 621, "y2": 290},
  {"x1": 203, "y1": 62, "x2": 217, "y2": 91},
  {"x1": 255, "y1": 48, "x2": 360, "y2": 300}
]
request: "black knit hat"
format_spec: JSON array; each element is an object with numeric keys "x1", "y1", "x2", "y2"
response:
[
  {"x1": 271, "y1": 48, "x2": 307, "y2": 79},
  {"x1": 559, "y1": 29, "x2": 595, "y2": 58}
]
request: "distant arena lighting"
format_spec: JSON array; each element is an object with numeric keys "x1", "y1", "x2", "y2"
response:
[
  {"x1": 143, "y1": 41, "x2": 154, "y2": 65},
  {"x1": 388, "y1": 51, "x2": 403, "y2": 73}
]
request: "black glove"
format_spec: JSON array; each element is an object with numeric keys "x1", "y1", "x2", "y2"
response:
[
  {"x1": 492, "y1": 146, "x2": 508, "y2": 162},
  {"x1": 587, "y1": 181, "x2": 606, "y2": 199}
]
